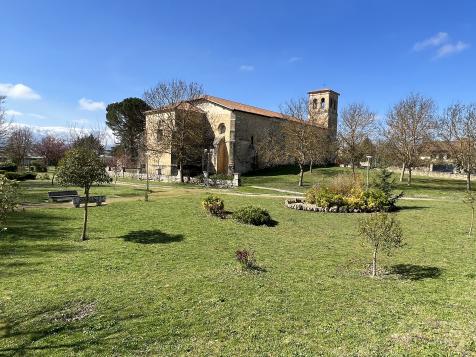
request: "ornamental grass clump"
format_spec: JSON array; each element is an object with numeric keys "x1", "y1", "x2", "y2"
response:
[
  {"x1": 202, "y1": 194, "x2": 225, "y2": 217},
  {"x1": 233, "y1": 206, "x2": 272, "y2": 226}
]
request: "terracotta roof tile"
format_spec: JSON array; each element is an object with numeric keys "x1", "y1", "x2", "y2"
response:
[{"x1": 201, "y1": 95, "x2": 286, "y2": 119}]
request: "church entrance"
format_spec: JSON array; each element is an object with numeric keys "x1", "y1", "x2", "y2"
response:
[{"x1": 216, "y1": 138, "x2": 229, "y2": 174}]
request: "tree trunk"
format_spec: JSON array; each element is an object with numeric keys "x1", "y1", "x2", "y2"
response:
[
  {"x1": 81, "y1": 188, "x2": 89, "y2": 241},
  {"x1": 351, "y1": 162, "x2": 356, "y2": 179},
  {"x1": 407, "y1": 167, "x2": 412, "y2": 186},
  {"x1": 51, "y1": 169, "x2": 56, "y2": 186},
  {"x1": 309, "y1": 160, "x2": 313, "y2": 173},
  {"x1": 298, "y1": 165, "x2": 304, "y2": 187},
  {"x1": 467, "y1": 165, "x2": 471, "y2": 191},
  {"x1": 400, "y1": 162, "x2": 406, "y2": 182},
  {"x1": 470, "y1": 207, "x2": 474, "y2": 237},
  {"x1": 178, "y1": 162, "x2": 184, "y2": 183},
  {"x1": 371, "y1": 249, "x2": 377, "y2": 277}
]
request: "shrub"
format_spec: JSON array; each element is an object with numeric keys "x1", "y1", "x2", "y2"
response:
[
  {"x1": 37, "y1": 173, "x2": 50, "y2": 180},
  {"x1": 211, "y1": 173, "x2": 233, "y2": 181},
  {"x1": 0, "y1": 170, "x2": 5, "y2": 175},
  {"x1": 202, "y1": 194, "x2": 225, "y2": 217},
  {"x1": 4, "y1": 172, "x2": 37, "y2": 181},
  {"x1": 0, "y1": 162, "x2": 17, "y2": 172},
  {"x1": 235, "y1": 249, "x2": 257, "y2": 270},
  {"x1": 0, "y1": 176, "x2": 20, "y2": 226},
  {"x1": 371, "y1": 168, "x2": 396, "y2": 196},
  {"x1": 358, "y1": 213, "x2": 403, "y2": 277},
  {"x1": 304, "y1": 173, "x2": 402, "y2": 212},
  {"x1": 233, "y1": 206, "x2": 272, "y2": 226},
  {"x1": 31, "y1": 160, "x2": 48, "y2": 172},
  {"x1": 306, "y1": 186, "x2": 345, "y2": 208}
]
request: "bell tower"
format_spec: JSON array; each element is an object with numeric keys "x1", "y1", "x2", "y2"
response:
[{"x1": 308, "y1": 88, "x2": 339, "y2": 139}]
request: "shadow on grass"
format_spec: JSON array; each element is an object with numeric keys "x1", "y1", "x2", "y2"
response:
[
  {"x1": 388, "y1": 264, "x2": 442, "y2": 280},
  {"x1": 397, "y1": 205, "x2": 429, "y2": 211},
  {"x1": 0, "y1": 211, "x2": 88, "y2": 277},
  {"x1": 121, "y1": 230, "x2": 184, "y2": 244},
  {"x1": 265, "y1": 219, "x2": 279, "y2": 227},
  {"x1": 0, "y1": 300, "x2": 143, "y2": 355}
]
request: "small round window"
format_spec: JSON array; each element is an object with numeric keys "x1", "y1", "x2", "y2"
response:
[{"x1": 218, "y1": 123, "x2": 226, "y2": 134}]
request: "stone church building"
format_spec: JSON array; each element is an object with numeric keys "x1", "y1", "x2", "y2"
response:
[{"x1": 144, "y1": 88, "x2": 338, "y2": 176}]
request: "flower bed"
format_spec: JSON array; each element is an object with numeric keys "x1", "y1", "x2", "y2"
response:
[
  {"x1": 284, "y1": 198, "x2": 394, "y2": 213},
  {"x1": 285, "y1": 171, "x2": 402, "y2": 213}
]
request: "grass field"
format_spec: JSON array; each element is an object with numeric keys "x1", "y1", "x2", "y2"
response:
[
  {"x1": 240, "y1": 166, "x2": 470, "y2": 200},
  {"x1": 1, "y1": 168, "x2": 475, "y2": 355}
]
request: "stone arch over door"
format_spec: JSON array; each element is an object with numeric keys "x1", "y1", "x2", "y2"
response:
[{"x1": 216, "y1": 138, "x2": 229, "y2": 174}]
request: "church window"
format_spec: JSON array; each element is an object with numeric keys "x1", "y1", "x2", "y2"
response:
[
  {"x1": 320, "y1": 98, "x2": 325, "y2": 110},
  {"x1": 312, "y1": 98, "x2": 318, "y2": 109},
  {"x1": 218, "y1": 123, "x2": 226, "y2": 134}
]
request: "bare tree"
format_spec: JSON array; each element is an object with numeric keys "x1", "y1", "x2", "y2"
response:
[
  {"x1": 254, "y1": 125, "x2": 286, "y2": 169},
  {"x1": 439, "y1": 104, "x2": 476, "y2": 190},
  {"x1": 143, "y1": 80, "x2": 213, "y2": 182},
  {"x1": 0, "y1": 96, "x2": 11, "y2": 149},
  {"x1": 69, "y1": 129, "x2": 106, "y2": 155},
  {"x1": 34, "y1": 135, "x2": 69, "y2": 184},
  {"x1": 338, "y1": 103, "x2": 376, "y2": 178},
  {"x1": 308, "y1": 125, "x2": 334, "y2": 173},
  {"x1": 280, "y1": 98, "x2": 320, "y2": 187},
  {"x1": 6, "y1": 127, "x2": 34, "y2": 170},
  {"x1": 384, "y1": 94, "x2": 437, "y2": 185}
]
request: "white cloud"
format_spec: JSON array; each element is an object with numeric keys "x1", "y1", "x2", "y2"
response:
[
  {"x1": 0, "y1": 83, "x2": 41, "y2": 100},
  {"x1": 435, "y1": 41, "x2": 470, "y2": 58},
  {"x1": 28, "y1": 113, "x2": 46, "y2": 119},
  {"x1": 78, "y1": 97, "x2": 106, "y2": 111},
  {"x1": 239, "y1": 65, "x2": 255, "y2": 72},
  {"x1": 5, "y1": 109, "x2": 23, "y2": 117},
  {"x1": 288, "y1": 56, "x2": 302, "y2": 63},
  {"x1": 4, "y1": 110, "x2": 47, "y2": 120},
  {"x1": 413, "y1": 32, "x2": 449, "y2": 51},
  {"x1": 11, "y1": 122, "x2": 72, "y2": 138}
]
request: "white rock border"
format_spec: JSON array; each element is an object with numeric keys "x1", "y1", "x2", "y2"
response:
[{"x1": 284, "y1": 198, "x2": 378, "y2": 213}]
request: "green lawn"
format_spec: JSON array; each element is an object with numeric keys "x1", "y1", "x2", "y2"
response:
[
  {"x1": 1, "y1": 169, "x2": 475, "y2": 355},
  {"x1": 240, "y1": 165, "x2": 470, "y2": 200}
]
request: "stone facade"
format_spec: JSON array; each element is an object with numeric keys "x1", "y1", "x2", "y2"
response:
[{"x1": 145, "y1": 88, "x2": 339, "y2": 176}]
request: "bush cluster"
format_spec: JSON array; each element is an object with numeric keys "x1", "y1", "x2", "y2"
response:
[
  {"x1": 0, "y1": 162, "x2": 17, "y2": 172},
  {"x1": 232, "y1": 206, "x2": 272, "y2": 226},
  {"x1": 30, "y1": 160, "x2": 48, "y2": 172},
  {"x1": 202, "y1": 194, "x2": 225, "y2": 217},
  {"x1": 305, "y1": 172, "x2": 402, "y2": 212},
  {"x1": 4, "y1": 172, "x2": 37, "y2": 181}
]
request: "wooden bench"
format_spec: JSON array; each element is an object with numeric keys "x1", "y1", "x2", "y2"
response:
[
  {"x1": 72, "y1": 195, "x2": 106, "y2": 208},
  {"x1": 48, "y1": 190, "x2": 79, "y2": 203}
]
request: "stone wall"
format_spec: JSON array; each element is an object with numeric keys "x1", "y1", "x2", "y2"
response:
[
  {"x1": 107, "y1": 169, "x2": 240, "y2": 188},
  {"x1": 234, "y1": 111, "x2": 293, "y2": 173},
  {"x1": 388, "y1": 166, "x2": 474, "y2": 181}
]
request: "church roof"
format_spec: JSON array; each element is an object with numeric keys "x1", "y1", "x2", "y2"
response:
[
  {"x1": 201, "y1": 95, "x2": 287, "y2": 120},
  {"x1": 308, "y1": 88, "x2": 340, "y2": 95},
  {"x1": 144, "y1": 94, "x2": 330, "y2": 127}
]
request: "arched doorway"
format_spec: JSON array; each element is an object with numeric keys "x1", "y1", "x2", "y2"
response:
[{"x1": 216, "y1": 138, "x2": 229, "y2": 174}]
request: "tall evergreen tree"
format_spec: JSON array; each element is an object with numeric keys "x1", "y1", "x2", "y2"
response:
[{"x1": 106, "y1": 98, "x2": 150, "y2": 163}]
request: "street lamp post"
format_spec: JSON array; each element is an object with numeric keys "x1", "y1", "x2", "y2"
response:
[{"x1": 366, "y1": 155, "x2": 373, "y2": 190}]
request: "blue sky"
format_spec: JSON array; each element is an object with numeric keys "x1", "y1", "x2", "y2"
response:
[{"x1": 1, "y1": 0, "x2": 475, "y2": 136}]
